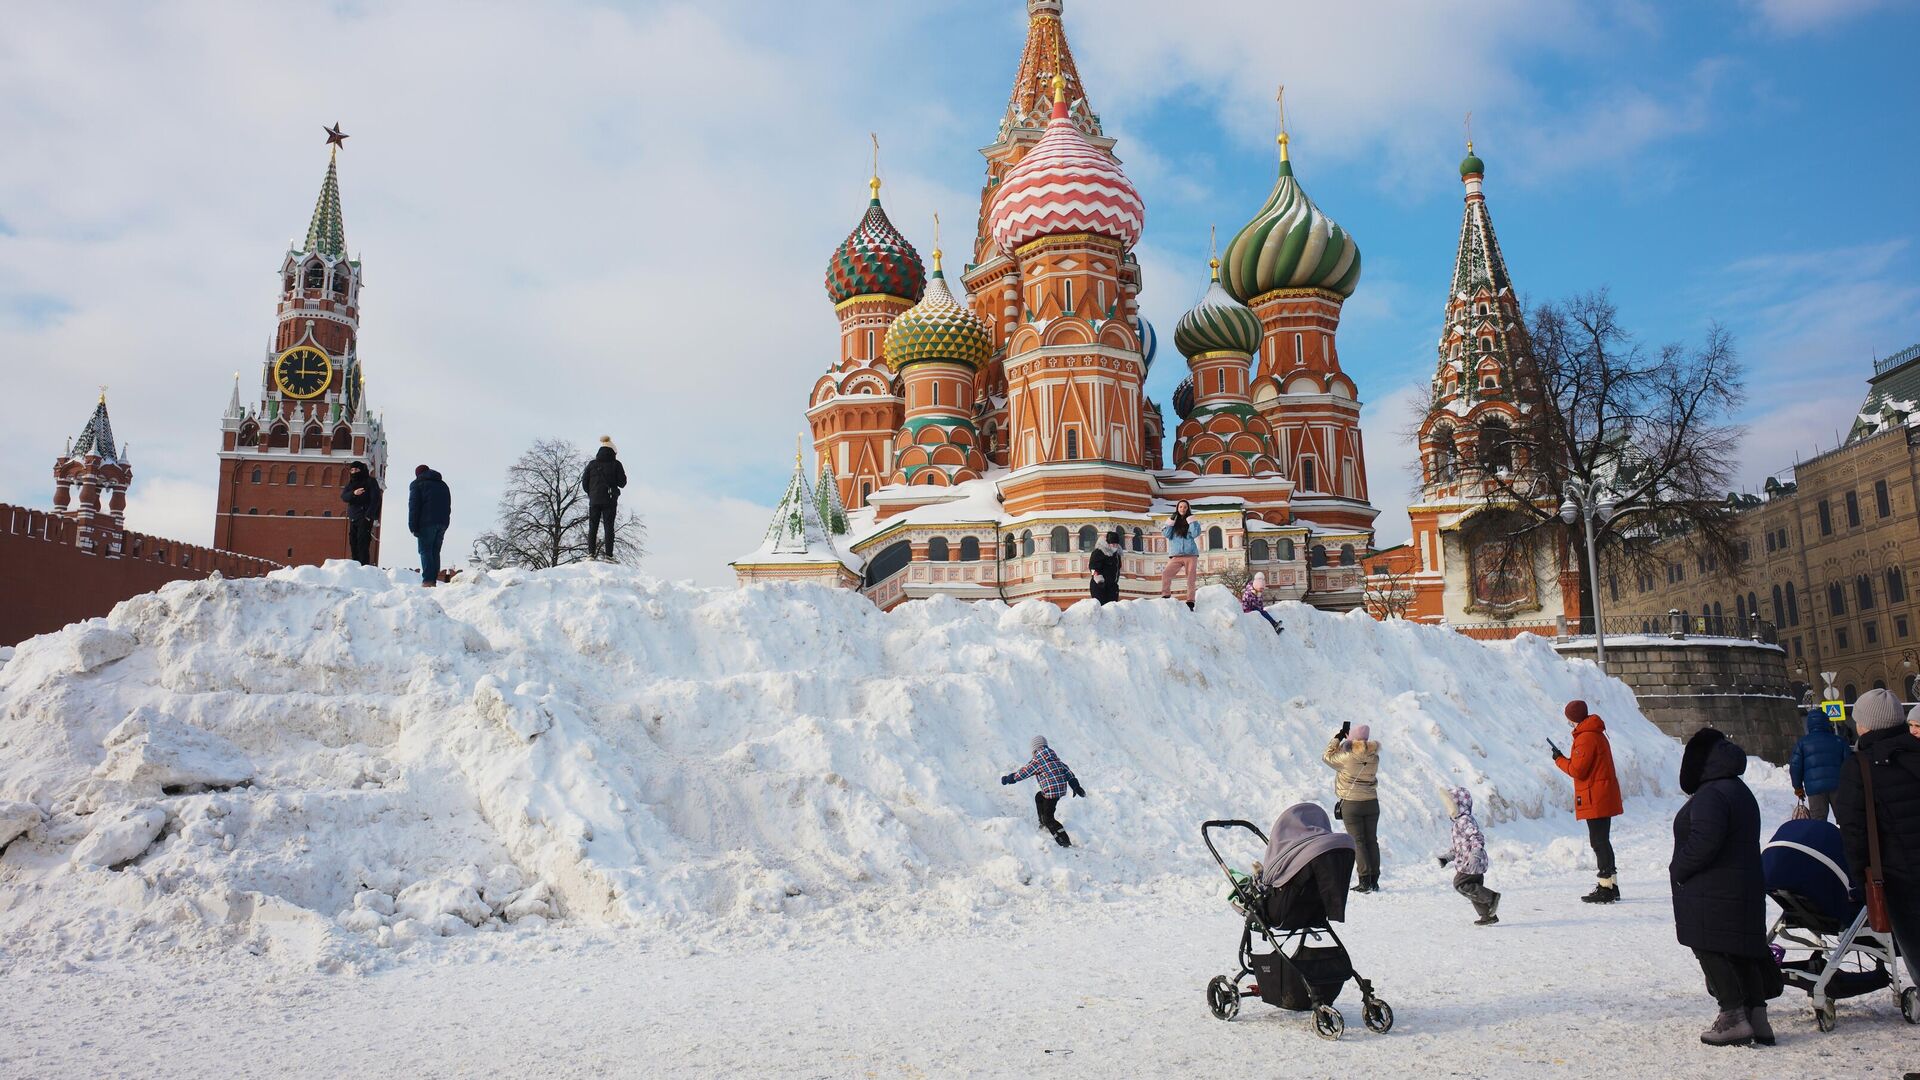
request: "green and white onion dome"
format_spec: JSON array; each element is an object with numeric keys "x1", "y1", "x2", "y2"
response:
[
  {"x1": 1174, "y1": 260, "x2": 1264, "y2": 358},
  {"x1": 881, "y1": 257, "x2": 992, "y2": 372},
  {"x1": 1460, "y1": 144, "x2": 1485, "y2": 178},
  {"x1": 1221, "y1": 135, "x2": 1361, "y2": 302}
]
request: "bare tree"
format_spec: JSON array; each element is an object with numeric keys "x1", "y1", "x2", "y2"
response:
[
  {"x1": 1458, "y1": 289, "x2": 1746, "y2": 594},
  {"x1": 471, "y1": 438, "x2": 646, "y2": 569},
  {"x1": 1363, "y1": 556, "x2": 1415, "y2": 620}
]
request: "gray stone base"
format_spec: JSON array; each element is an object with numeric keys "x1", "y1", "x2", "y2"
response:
[{"x1": 1554, "y1": 639, "x2": 1801, "y2": 764}]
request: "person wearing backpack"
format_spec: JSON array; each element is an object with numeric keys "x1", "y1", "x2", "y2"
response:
[
  {"x1": 1789, "y1": 707, "x2": 1852, "y2": 822},
  {"x1": 1833, "y1": 689, "x2": 1920, "y2": 989}
]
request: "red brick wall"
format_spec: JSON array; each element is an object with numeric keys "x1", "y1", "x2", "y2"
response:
[
  {"x1": 0, "y1": 504, "x2": 279, "y2": 646},
  {"x1": 213, "y1": 457, "x2": 380, "y2": 565}
]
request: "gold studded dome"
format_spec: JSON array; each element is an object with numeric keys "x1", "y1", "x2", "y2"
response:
[{"x1": 882, "y1": 253, "x2": 992, "y2": 372}]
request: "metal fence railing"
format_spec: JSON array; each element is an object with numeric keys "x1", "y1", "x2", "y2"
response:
[{"x1": 1452, "y1": 611, "x2": 1781, "y2": 646}]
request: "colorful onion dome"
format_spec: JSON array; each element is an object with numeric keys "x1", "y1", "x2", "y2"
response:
[
  {"x1": 1172, "y1": 376, "x2": 1196, "y2": 420},
  {"x1": 1134, "y1": 315, "x2": 1158, "y2": 372},
  {"x1": 1460, "y1": 143, "x2": 1485, "y2": 178},
  {"x1": 1221, "y1": 134, "x2": 1361, "y2": 302},
  {"x1": 1174, "y1": 259, "x2": 1263, "y2": 358},
  {"x1": 882, "y1": 253, "x2": 992, "y2": 371},
  {"x1": 824, "y1": 178, "x2": 926, "y2": 305},
  {"x1": 987, "y1": 75, "x2": 1144, "y2": 256}
]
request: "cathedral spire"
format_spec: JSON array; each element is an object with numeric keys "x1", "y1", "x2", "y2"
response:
[
  {"x1": 305, "y1": 130, "x2": 348, "y2": 257},
  {"x1": 1448, "y1": 144, "x2": 1512, "y2": 304},
  {"x1": 763, "y1": 440, "x2": 836, "y2": 555},
  {"x1": 1002, "y1": 0, "x2": 1098, "y2": 138}
]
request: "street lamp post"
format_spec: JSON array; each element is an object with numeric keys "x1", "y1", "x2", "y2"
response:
[{"x1": 1560, "y1": 481, "x2": 1617, "y2": 673}]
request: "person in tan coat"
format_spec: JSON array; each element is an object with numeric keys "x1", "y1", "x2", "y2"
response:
[{"x1": 1324, "y1": 721, "x2": 1383, "y2": 892}]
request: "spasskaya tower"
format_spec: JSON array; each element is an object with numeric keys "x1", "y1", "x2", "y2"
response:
[{"x1": 214, "y1": 126, "x2": 388, "y2": 565}]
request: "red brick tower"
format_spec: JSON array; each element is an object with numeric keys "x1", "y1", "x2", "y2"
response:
[
  {"x1": 810, "y1": 165, "x2": 925, "y2": 510},
  {"x1": 53, "y1": 392, "x2": 133, "y2": 554},
  {"x1": 214, "y1": 127, "x2": 388, "y2": 565},
  {"x1": 1222, "y1": 125, "x2": 1375, "y2": 533}
]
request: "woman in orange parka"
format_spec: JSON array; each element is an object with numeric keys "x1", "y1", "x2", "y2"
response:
[{"x1": 1553, "y1": 699, "x2": 1625, "y2": 904}]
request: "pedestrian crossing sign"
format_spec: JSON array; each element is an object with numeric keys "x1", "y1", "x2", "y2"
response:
[{"x1": 1822, "y1": 700, "x2": 1846, "y2": 720}]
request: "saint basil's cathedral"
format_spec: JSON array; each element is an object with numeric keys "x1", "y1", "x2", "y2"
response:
[{"x1": 735, "y1": 0, "x2": 1379, "y2": 609}]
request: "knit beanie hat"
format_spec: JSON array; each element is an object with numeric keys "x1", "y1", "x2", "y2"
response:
[
  {"x1": 599, "y1": 435, "x2": 618, "y2": 453},
  {"x1": 1565, "y1": 700, "x2": 1589, "y2": 723},
  {"x1": 1350, "y1": 724, "x2": 1370, "y2": 744},
  {"x1": 1031, "y1": 735, "x2": 1048, "y2": 754},
  {"x1": 1854, "y1": 688, "x2": 1906, "y2": 734},
  {"x1": 415, "y1": 464, "x2": 430, "y2": 476}
]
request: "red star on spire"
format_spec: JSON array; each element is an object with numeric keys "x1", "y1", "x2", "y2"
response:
[{"x1": 324, "y1": 123, "x2": 348, "y2": 149}]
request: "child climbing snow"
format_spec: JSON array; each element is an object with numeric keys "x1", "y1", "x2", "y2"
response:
[
  {"x1": 1241, "y1": 572, "x2": 1283, "y2": 634},
  {"x1": 1437, "y1": 785, "x2": 1500, "y2": 925},
  {"x1": 1002, "y1": 736, "x2": 1085, "y2": 847}
]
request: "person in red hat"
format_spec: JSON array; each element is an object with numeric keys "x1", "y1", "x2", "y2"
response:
[{"x1": 1553, "y1": 699, "x2": 1625, "y2": 903}]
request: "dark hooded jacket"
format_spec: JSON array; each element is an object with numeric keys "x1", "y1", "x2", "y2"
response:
[
  {"x1": 581, "y1": 446, "x2": 627, "y2": 506},
  {"x1": 408, "y1": 469, "x2": 452, "y2": 535},
  {"x1": 1834, "y1": 726, "x2": 1920, "y2": 889},
  {"x1": 1789, "y1": 709, "x2": 1852, "y2": 795},
  {"x1": 340, "y1": 466, "x2": 382, "y2": 522},
  {"x1": 1088, "y1": 542, "x2": 1122, "y2": 603},
  {"x1": 1670, "y1": 729, "x2": 1766, "y2": 956}
]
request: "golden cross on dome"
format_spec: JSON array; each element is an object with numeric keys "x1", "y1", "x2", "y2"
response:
[
  {"x1": 1275, "y1": 85, "x2": 1290, "y2": 160},
  {"x1": 1051, "y1": 34, "x2": 1066, "y2": 102},
  {"x1": 1209, "y1": 224, "x2": 1219, "y2": 281},
  {"x1": 869, "y1": 132, "x2": 881, "y2": 198},
  {"x1": 1465, "y1": 111, "x2": 1474, "y2": 152},
  {"x1": 932, "y1": 212, "x2": 943, "y2": 270}
]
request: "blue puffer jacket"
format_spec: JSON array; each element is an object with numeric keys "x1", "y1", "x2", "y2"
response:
[
  {"x1": 1163, "y1": 518, "x2": 1202, "y2": 557},
  {"x1": 1789, "y1": 709, "x2": 1852, "y2": 795}
]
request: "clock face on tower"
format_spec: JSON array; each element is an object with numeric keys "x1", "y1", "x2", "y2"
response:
[{"x1": 274, "y1": 345, "x2": 333, "y2": 399}]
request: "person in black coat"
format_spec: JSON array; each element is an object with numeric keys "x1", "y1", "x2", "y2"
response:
[
  {"x1": 340, "y1": 461, "x2": 382, "y2": 566},
  {"x1": 1833, "y1": 688, "x2": 1920, "y2": 990},
  {"x1": 407, "y1": 465, "x2": 452, "y2": 587},
  {"x1": 1088, "y1": 529, "x2": 1123, "y2": 604},
  {"x1": 1670, "y1": 727, "x2": 1780, "y2": 1046},
  {"x1": 580, "y1": 437, "x2": 627, "y2": 561}
]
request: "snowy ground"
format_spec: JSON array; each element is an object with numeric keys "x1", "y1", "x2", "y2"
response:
[
  {"x1": 1, "y1": 567, "x2": 1914, "y2": 1076},
  {"x1": 2, "y1": 813, "x2": 1912, "y2": 1078}
]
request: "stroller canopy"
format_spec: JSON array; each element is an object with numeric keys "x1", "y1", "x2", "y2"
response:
[
  {"x1": 1260, "y1": 803, "x2": 1355, "y2": 891},
  {"x1": 1763, "y1": 818, "x2": 1858, "y2": 925}
]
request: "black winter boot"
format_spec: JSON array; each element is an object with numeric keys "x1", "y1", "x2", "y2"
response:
[
  {"x1": 1748, "y1": 1004, "x2": 1774, "y2": 1046},
  {"x1": 1054, "y1": 829, "x2": 1072, "y2": 848},
  {"x1": 1581, "y1": 877, "x2": 1620, "y2": 904}
]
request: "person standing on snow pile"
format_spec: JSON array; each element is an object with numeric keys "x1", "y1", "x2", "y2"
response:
[
  {"x1": 1001, "y1": 736, "x2": 1085, "y2": 848},
  {"x1": 1089, "y1": 529, "x2": 1123, "y2": 605},
  {"x1": 1671, "y1": 727, "x2": 1783, "y2": 1047},
  {"x1": 407, "y1": 465, "x2": 452, "y2": 588},
  {"x1": 1552, "y1": 699, "x2": 1624, "y2": 903},
  {"x1": 1437, "y1": 785, "x2": 1500, "y2": 925},
  {"x1": 1323, "y1": 721, "x2": 1382, "y2": 892},
  {"x1": 1241, "y1": 572, "x2": 1282, "y2": 634},
  {"x1": 341, "y1": 461, "x2": 382, "y2": 566},
  {"x1": 1789, "y1": 707, "x2": 1851, "y2": 822},
  {"x1": 580, "y1": 436, "x2": 628, "y2": 561},
  {"x1": 1159, "y1": 500, "x2": 1201, "y2": 608},
  {"x1": 1833, "y1": 690, "x2": 1920, "y2": 990}
]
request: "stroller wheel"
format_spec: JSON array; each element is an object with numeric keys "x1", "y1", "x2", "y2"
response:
[
  {"x1": 1813, "y1": 1002, "x2": 1837, "y2": 1032},
  {"x1": 1311, "y1": 1005, "x2": 1344, "y2": 1041},
  {"x1": 1902, "y1": 987, "x2": 1918, "y2": 1025},
  {"x1": 1363, "y1": 999, "x2": 1394, "y2": 1034},
  {"x1": 1206, "y1": 976, "x2": 1241, "y2": 1021}
]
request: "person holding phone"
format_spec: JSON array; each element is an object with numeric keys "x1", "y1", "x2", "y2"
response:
[
  {"x1": 1553, "y1": 699, "x2": 1624, "y2": 903},
  {"x1": 1324, "y1": 720, "x2": 1382, "y2": 892}
]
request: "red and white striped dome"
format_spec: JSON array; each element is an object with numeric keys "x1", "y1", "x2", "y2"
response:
[{"x1": 987, "y1": 94, "x2": 1143, "y2": 256}]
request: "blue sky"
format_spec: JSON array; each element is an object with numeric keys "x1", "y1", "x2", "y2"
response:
[{"x1": 2, "y1": 0, "x2": 1916, "y2": 581}]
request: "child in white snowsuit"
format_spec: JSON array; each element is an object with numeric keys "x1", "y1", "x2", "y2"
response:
[
  {"x1": 1002, "y1": 736, "x2": 1085, "y2": 848},
  {"x1": 1437, "y1": 785, "x2": 1500, "y2": 925}
]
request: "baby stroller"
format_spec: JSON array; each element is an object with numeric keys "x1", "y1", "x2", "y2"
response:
[
  {"x1": 1762, "y1": 817, "x2": 1919, "y2": 1030},
  {"x1": 1202, "y1": 817, "x2": 1393, "y2": 1039}
]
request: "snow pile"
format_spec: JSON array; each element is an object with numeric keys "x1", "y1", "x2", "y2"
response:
[{"x1": 0, "y1": 563, "x2": 1677, "y2": 968}]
